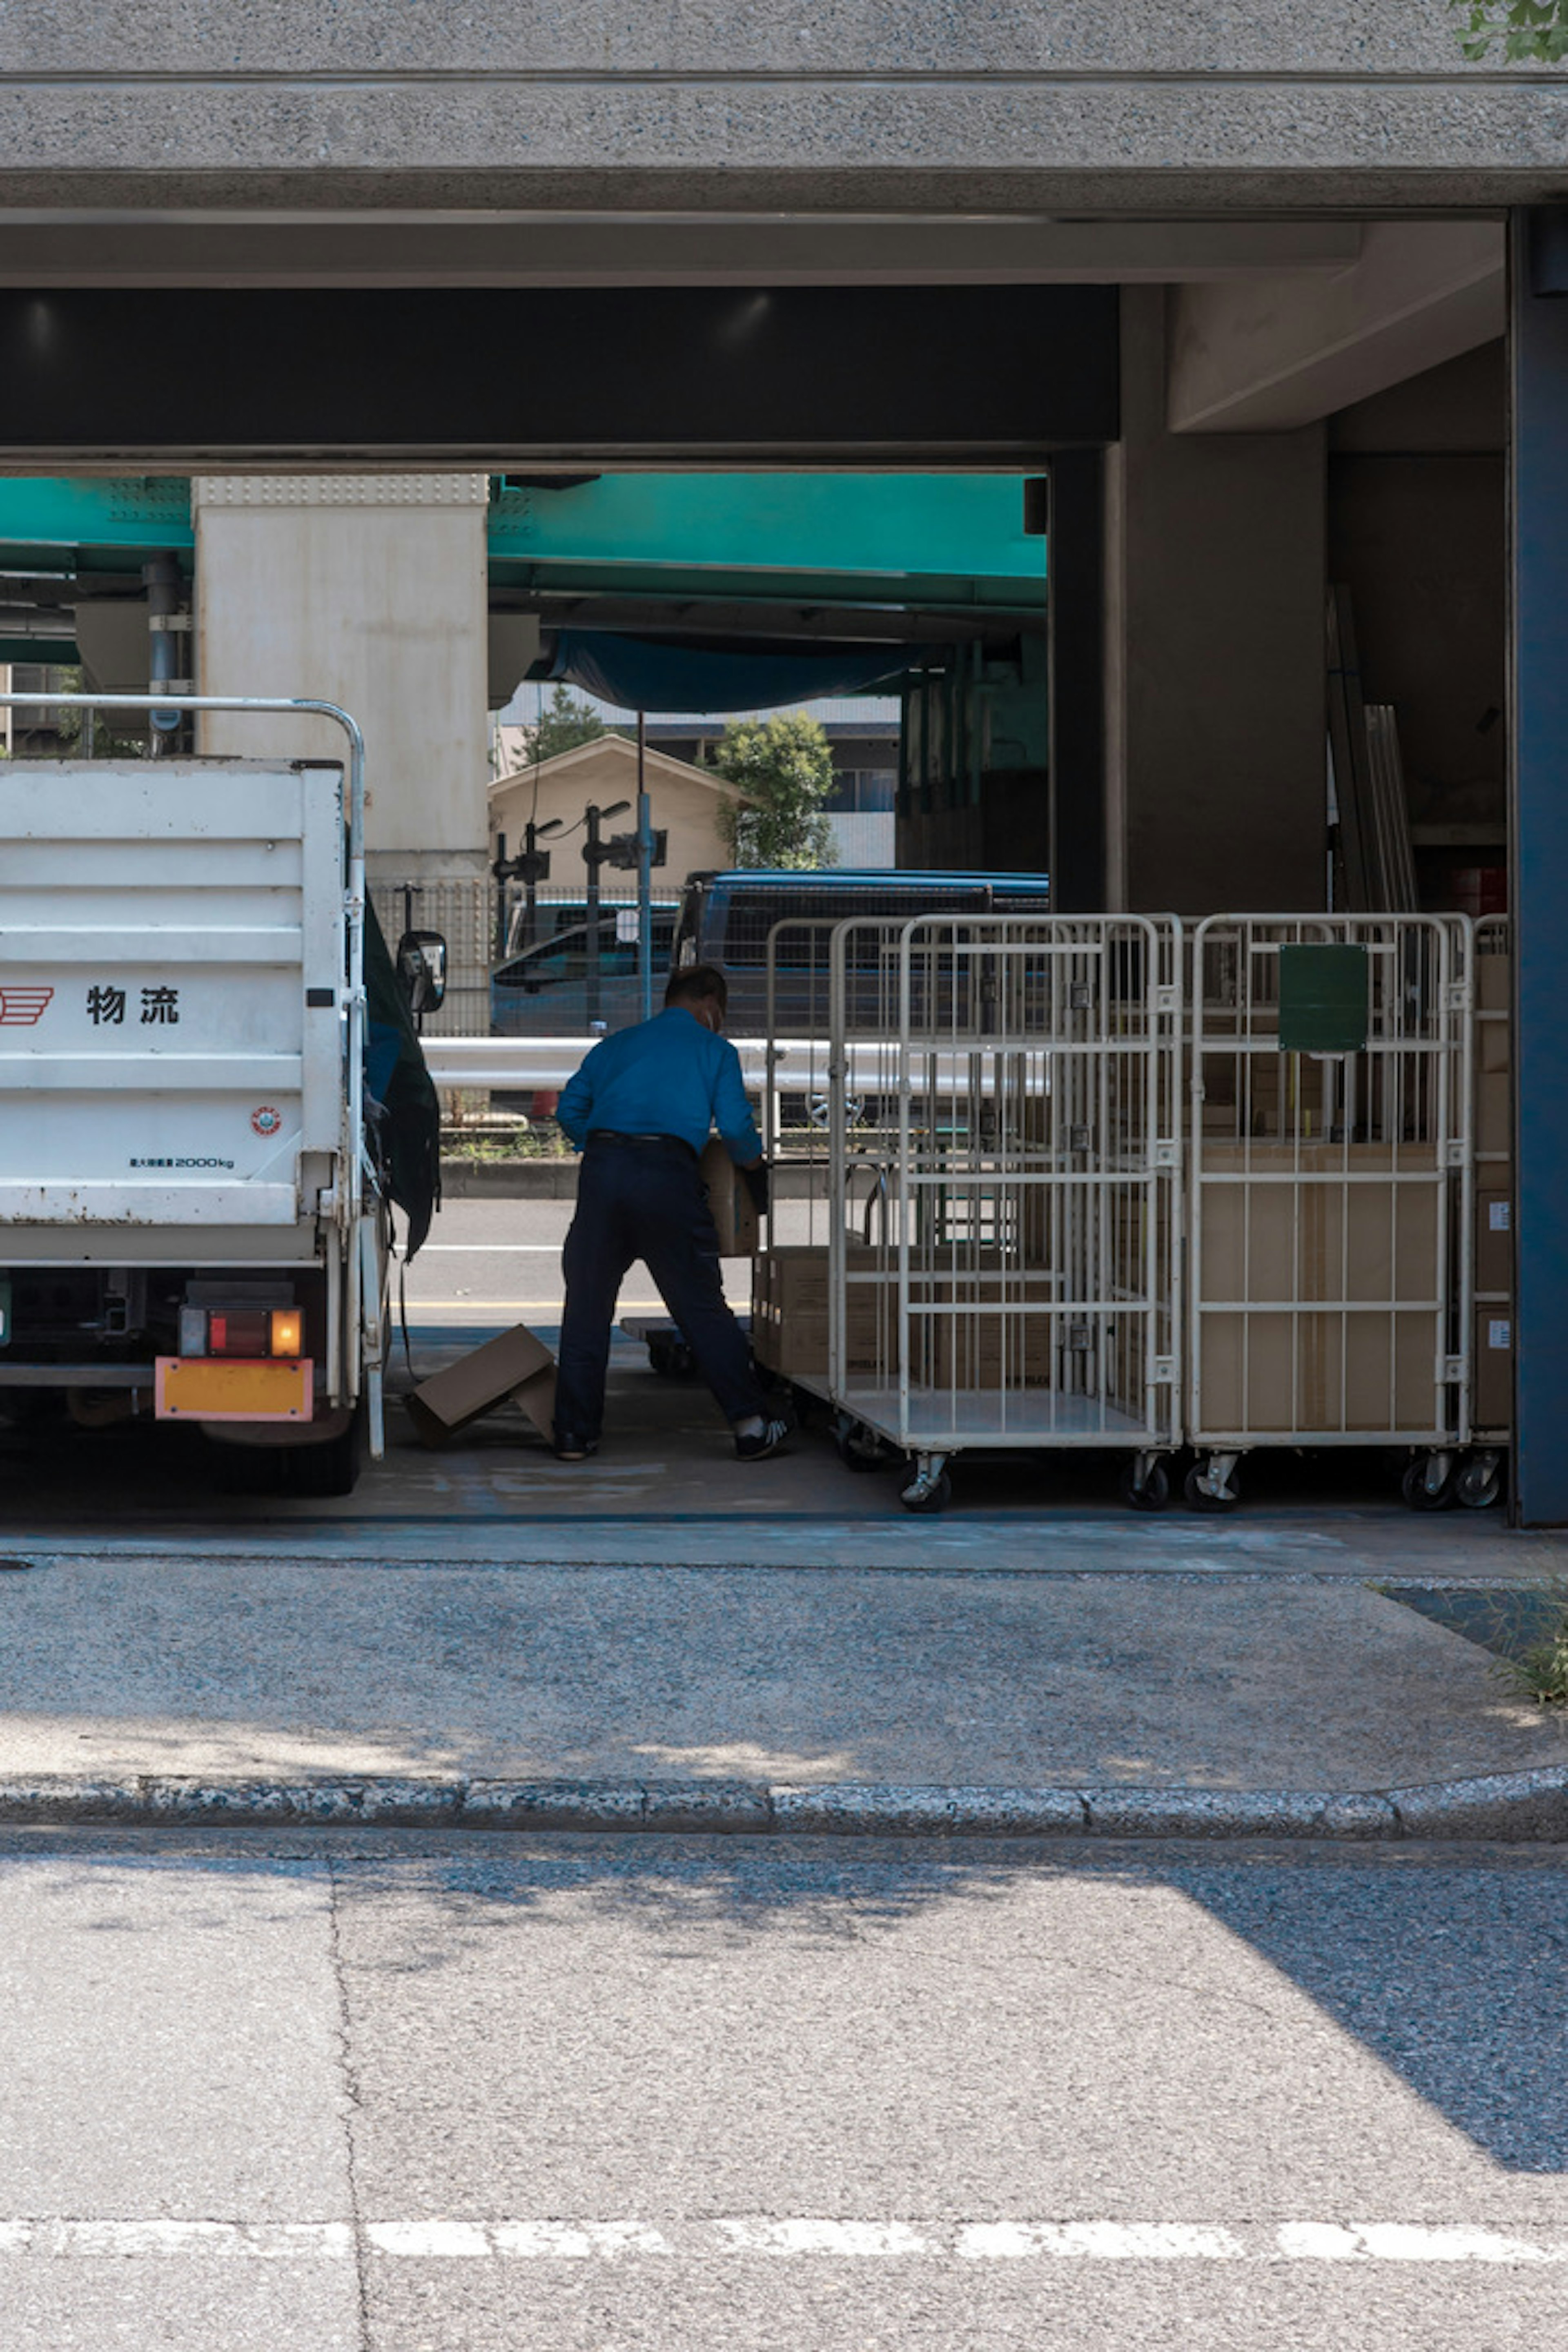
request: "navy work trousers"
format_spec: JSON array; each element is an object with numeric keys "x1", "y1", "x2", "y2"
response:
[{"x1": 555, "y1": 1134, "x2": 765, "y2": 1441}]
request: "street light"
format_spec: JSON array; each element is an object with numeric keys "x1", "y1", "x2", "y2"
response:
[{"x1": 582, "y1": 801, "x2": 631, "y2": 1027}]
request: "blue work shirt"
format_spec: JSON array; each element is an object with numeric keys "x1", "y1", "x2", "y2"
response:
[{"x1": 557, "y1": 1007, "x2": 761, "y2": 1163}]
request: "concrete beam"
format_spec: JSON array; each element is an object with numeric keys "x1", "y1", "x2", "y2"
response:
[
  {"x1": 1168, "y1": 222, "x2": 1505, "y2": 434},
  {"x1": 0, "y1": 212, "x2": 1363, "y2": 290}
]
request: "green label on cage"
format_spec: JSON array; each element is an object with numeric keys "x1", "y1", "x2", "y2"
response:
[{"x1": 1277, "y1": 944, "x2": 1369, "y2": 1053}]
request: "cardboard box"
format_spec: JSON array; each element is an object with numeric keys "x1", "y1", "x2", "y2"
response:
[
  {"x1": 1474, "y1": 1188, "x2": 1514, "y2": 1298},
  {"x1": 1198, "y1": 1144, "x2": 1442, "y2": 1307},
  {"x1": 753, "y1": 1247, "x2": 1062, "y2": 1390},
  {"x1": 1475, "y1": 1067, "x2": 1512, "y2": 1158},
  {"x1": 1196, "y1": 1309, "x2": 1441, "y2": 1435},
  {"x1": 700, "y1": 1138, "x2": 760, "y2": 1258},
  {"x1": 1193, "y1": 1053, "x2": 1330, "y2": 1141},
  {"x1": 1194, "y1": 1144, "x2": 1446, "y2": 1434},
  {"x1": 1477, "y1": 947, "x2": 1511, "y2": 1013},
  {"x1": 1473, "y1": 1302, "x2": 1513, "y2": 1434},
  {"x1": 751, "y1": 1247, "x2": 885, "y2": 1377},
  {"x1": 405, "y1": 1322, "x2": 557, "y2": 1446},
  {"x1": 1479, "y1": 1018, "x2": 1512, "y2": 1077}
]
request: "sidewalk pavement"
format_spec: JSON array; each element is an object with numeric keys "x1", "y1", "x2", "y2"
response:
[
  {"x1": 2, "y1": 1342, "x2": 1567, "y2": 1842},
  {"x1": 4, "y1": 1540, "x2": 1567, "y2": 1843}
]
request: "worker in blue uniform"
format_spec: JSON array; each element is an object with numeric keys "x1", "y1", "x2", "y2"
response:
[{"x1": 552, "y1": 961, "x2": 788, "y2": 1462}]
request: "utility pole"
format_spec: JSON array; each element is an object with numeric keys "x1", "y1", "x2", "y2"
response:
[
  {"x1": 582, "y1": 799, "x2": 629, "y2": 1029},
  {"x1": 521, "y1": 818, "x2": 560, "y2": 954}
]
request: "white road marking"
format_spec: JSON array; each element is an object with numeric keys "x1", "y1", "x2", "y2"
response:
[
  {"x1": 491, "y1": 2221, "x2": 671, "y2": 2258},
  {"x1": 958, "y1": 2221, "x2": 1244, "y2": 2260},
  {"x1": 2, "y1": 2219, "x2": 1568, "y2": 2262},
  {"x1": 718, "y1": 2219, "x2": 930, "y2": 2256}
]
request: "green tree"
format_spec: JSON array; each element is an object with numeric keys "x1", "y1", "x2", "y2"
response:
[
  {"x1": 1451, "y1": 0, "x2": 1568, "y2": 57},
  {"x1": 708, "y1": 711, "x2": 839, "y2": 870},
  {"x1": 526, "y1": 685, "x2": 606, "y2": 764}
]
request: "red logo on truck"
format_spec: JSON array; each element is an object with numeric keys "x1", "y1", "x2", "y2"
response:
[{"x1": 0, "y1": 987, "x2": 53, "y2": 1026}]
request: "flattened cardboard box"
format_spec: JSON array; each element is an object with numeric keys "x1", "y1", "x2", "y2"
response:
[{"x1": 405, "y1": 1322, "x2": 557, "y2": 1445}]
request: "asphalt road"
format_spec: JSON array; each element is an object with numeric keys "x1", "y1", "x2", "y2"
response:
[{"x1": 4, "y1": 1829, "x2": 1568, "y2": 2350}]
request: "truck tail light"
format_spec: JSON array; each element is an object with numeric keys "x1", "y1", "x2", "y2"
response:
[
  {"x1": 177, "y1": 1297, "x2": 303, "y2": 1358},
  {"x1": 270, "y1": 1308, "x2": 303, "y2": 1358},
  {"x1": 208, "y1": 1309, "x2": 270, "y2": 1358}
]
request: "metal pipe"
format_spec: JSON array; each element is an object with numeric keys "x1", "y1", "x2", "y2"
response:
[
  {"x1": 143, "y1": 554, "x2": 184, "y2": 752},
  {"x1": 636, "y1": 710, "x2": 654, "y2": 1024},
  {"x1": 584, "y1": 802, "x2": 604, "y2": 1029}
]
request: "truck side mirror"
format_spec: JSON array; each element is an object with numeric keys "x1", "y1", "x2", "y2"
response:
[{"x1": 396, "y1": 929, "x2": 448, "y2": 1017}]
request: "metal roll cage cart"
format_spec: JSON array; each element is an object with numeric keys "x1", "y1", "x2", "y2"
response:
[
  {"x1": 1184, "y1": 912, "x2": 1474, "y2": 1515},
  {"x1": 761, "y1": 912, "x2": 1184, "y2": 1514}
]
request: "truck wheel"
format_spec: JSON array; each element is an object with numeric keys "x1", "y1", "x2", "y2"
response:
[
  {"x1": 214, "y1": 1403, "x2": 365, "y2": 1499},
  {"x1": 281, "y1": 1405, "x2": 365, "y2": 1498}
]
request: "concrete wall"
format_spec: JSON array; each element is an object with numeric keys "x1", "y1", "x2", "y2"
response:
[
  {"x1": 1327, "y1": 454, "x2": 1506, "y2": 835},
  {"x1": 1, "y1": 5, "x2": 1564, "y2": 214},
  {"x1": 1323, "y1": 342, "x2": 1507, "y2": 845},
  {"x1": 1109, "y1": 290, "x2": 1327, "y2": 915},
  {"x1": 193, "y1": 475, "x2": 490, "y2": 884}
]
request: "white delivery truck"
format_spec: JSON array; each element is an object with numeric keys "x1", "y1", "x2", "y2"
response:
[{"x1": 0, "y1": 693, "x2": 439, "y2": 1495}]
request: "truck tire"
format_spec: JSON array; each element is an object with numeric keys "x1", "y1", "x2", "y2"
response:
[
  {"x1": 210, "y1": 1402, "x2": 365, "y2": 1499},
  {"x1": 279, "y1": 1405, "x2": 365, "y2": 1498}
]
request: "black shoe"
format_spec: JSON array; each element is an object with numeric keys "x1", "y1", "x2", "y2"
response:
[
  {"x1": 734, "y1": 1418, "x2": 790, "y2": 1462},
  {"x1": 552, "y1": 1431, "x2": 598, "y2": 1461}
]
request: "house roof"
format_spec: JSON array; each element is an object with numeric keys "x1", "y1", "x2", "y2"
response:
[{"x1": 490, "y1": 729, "x2": 750, "y2": 803}]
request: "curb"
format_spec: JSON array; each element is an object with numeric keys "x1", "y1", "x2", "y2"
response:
[{"x1": 1, "y1": 1768, "x2": 1566, "y2": 1840}]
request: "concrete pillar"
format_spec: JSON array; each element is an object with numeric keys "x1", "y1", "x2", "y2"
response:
[
  {"x1": 1508, "y1": 211, "x2": 1568, "y2": 1525},
  {"x1": 191, "y1": 473, "x2": 490, "y2": 890},
  {"x1": 1106, "y1": 289, "x2": 1326, "y2": 915}
]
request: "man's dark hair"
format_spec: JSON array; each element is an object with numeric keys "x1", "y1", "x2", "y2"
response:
[{"x1": 665, "y1": 961, "x2": 728, "y2": 1013}]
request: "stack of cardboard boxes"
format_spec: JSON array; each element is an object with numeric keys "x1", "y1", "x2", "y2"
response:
[
  {"x1": 1194, "y1": 1140, "x2": 1445, "y2": 1434},
  {"x1": 751, "y1": 1244, "x2": 1059, "y2": 1391},
  {"x1": 751, "y1": 1245, "x2": 886, "y2": 1378}
]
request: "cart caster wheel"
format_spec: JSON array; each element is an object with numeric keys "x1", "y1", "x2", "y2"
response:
[
  {"x1": 1118, "y1": 1459, "x2": 1170, "y2": 1513},
  {"x1": 1454, "y1": 1454, "x2": 1504, "y2": 1511},
  {"x1": 1185, "y1": 1463, "x2": 1239, "y2": 1514},
  {"x1": 649, "y1": 1339, "x2": 694, "y2": 1378},
  {"x1": 900, "y1": 1471, "x2": 952, "y2": 1514},
  {"x1": 836, "y1": 1421, "x2": 888, "y2": 1472},
  {"x1": 1401, "y1": 1458, "x2": 1454, "y2": 1512}
]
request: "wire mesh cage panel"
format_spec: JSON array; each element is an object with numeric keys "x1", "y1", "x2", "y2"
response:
[
  {"x1": 1187, "y1": 915, "x2": 1472, "y2": 1473},
  {"x1": 369, "y1": 877, "x2": 491, "y2": 1040},
  {"x1": 1470, "y1": 914, "x2": 1512, "y2": 1449},
  {"x1": 757, "y1": 915, "x2": 1183, "y2": 1497}
]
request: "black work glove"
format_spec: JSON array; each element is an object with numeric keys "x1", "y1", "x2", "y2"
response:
[{"x1": 741, "y1": 1160, "x2": 771, "y2": 1217}]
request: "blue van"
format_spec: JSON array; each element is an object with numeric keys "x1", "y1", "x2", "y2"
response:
[{"x1": 490, "y1": 902, "x2": 680, "y2": 1036}]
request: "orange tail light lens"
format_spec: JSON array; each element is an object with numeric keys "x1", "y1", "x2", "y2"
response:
[{"x1": 269, "y1": 1308, "x2": 303, "y2": 1358}]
